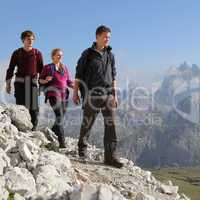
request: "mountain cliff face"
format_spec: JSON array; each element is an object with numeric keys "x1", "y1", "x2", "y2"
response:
[
  {"x1": 0, "y1": 103, "x2": 190, "y2": 200},
  {"x1": 147, "y1": 63, "x2": 200, "y2": 167},
  {"x1": 116, "y1": 63, "x2": 200, "y2": 168},
  {"x1": 155, "y1": 62, "x2": 200, "y2": 106}
]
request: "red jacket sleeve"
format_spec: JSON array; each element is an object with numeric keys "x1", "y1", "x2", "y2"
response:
[
  {"x1": 39, "y1": 65, "x2": 49, "y2": 80},
  {"x1": 6, "y1": 50, "x2": 18, "y2": 82}
]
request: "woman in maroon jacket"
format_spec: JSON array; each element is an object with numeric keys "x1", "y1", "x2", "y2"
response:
[{"x1": 39, "y1": 49, "x2": 73, "y2": 148}]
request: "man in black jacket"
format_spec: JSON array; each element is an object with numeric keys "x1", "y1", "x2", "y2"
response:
[{"x1": 73, "y1": 25, "x2": 123, "y2": 168}]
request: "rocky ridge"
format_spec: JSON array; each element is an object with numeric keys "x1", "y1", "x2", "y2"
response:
[{"x1": 0, "y1": 103, "x2": 190, "y2": 200}]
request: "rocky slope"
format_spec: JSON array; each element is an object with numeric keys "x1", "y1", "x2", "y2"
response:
[{"x1": 0, "y1": 103, "x2": 190, "y2": 200}]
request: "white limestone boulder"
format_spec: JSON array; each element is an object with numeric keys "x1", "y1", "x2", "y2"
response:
[
  {"x1": 4, "y1": 167, "x2": 36, "y2": 198},
  {"x1": 5, "y1": 104, "x2": 33, "y2": 131},
  {"x1": 33, "y1": 164, "x2": 72, "y2": 199},
  {"x1": 0, "y1": 148, "x2": 10, "y2": 175},
  {"x1": 36, "y1": 151, "x2": 74, "y2": 182},
  {"x1": 0, "y1": 176, "x2": 9, "y2": 200},
  {"x1": 69, "y1": 183, "x2": 126, "y2": 200},
  {"x1": 0, "y1": 122, "x2": 18, "y2": 151}
]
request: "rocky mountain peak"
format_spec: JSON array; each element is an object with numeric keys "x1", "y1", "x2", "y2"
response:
[
  {"x1": 165, "y1": 62, "x2": 200, "y2": 79},
  {"x1": 178, "y1": 62, "x2": 190, "y2": 72},
  {"x1": 155, "y1": 62, "x2": 200, "y2": 106}
]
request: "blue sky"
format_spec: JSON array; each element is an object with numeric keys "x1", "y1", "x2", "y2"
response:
[{"x1": 1, "y1": 0, "x2": 200, "y2": 87}]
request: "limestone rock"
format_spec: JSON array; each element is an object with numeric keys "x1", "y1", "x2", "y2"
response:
[
  {"x1": 0, "y1": 122, "x2": 18, "y2": 151},
  {"x1": 136, "y1": 192, "x2": 155, "y2": 200},
  {"x1": 42, "y1": 127, "x2": 58, "y2": 144},
  {"x1": 69, "y1": 184, "x2": 98, "y2": 200},
  {"x1": 29, "y1": 131, "x2": 50, "y2": 147},
  {"x1": 33, "y1": 164, "x2": 72, "y2": 199},
  {"x1": 36, "y1": 151, "x2": 73, "y2": 182},
  {"x1": 0, "y1": 105, "x2": 11, "y2": 124},
  {"x1": 0, "y1": 176, "x2": 9, "y2": 200},
  {"x1": 69, "y1": 183, "x2": 126, "y2": 200},
  {"x1": 159, "y1": 184, "x2": 179, "y2": 195},
  {"x1": 98, "y1": 184, "x2": 126, "y2": 200},
  {"x1": 18, "y1": 143, "x2": 33, "y2": 162},
  {"x1": 0, "y1": 148, "x2": 10, "y2": 175},
  {"x1": 5, "y1": 104, "x2": 33, "y2": 131},
  {"x1": 4, "y1": 167, "x2": 36, "y2": 198},
  {"x1": 6, "y1": 147, "x2": 22, "y2": 167},
  {"x1": 14, "y1": 193, "x2": 26, "y2": 200}
]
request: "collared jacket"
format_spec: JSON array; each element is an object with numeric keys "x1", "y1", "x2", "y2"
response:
[{"x1": 75, "y1": 42, "x2": 116, "y2": 97}]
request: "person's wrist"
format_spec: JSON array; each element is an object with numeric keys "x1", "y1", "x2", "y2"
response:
[
  {"x1": 73, "y1": 93, "x2": 78, "y2": 99},
  {"x1": 112, "y1": 89, "x2": 116, "y2": 97},
  {"x1": 73, "y1": 89, "x2": 79, "y2": 95}
]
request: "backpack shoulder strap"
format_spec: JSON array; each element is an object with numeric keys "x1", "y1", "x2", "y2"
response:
[
  {"x1": 49, "y1": 63, "x2": 55, "y2": 76},
  {"x1": 33, "y1": 48, "x2": 39, "y2": 55}
]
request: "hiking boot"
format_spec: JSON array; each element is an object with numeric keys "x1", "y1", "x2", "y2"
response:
[
  {"x1": 58, "y1": 138, "x2": 66, "y2": 149},
  {"x1": 78, "y1": 150, "x2": 87, "y2": 159},
  {"x1": 78, "y1": 151, "x2": 86, "y2": 158},
  {"x1": 59, "y1": 143, "x2": 66, "y2": 148},
  {"x1": 32, "y1": 126, "x2": 37, "y2": 131},
  {"x1": 78, "y1": 151, "x2": 87, "y2": 163},
  {"x1": 104, "y1": 158, "x2": 124, "y2": 168}
]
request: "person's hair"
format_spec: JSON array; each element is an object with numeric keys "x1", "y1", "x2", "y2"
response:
[
  {"x1": 51, "y1": 48, "x2": 63, "y2": 58},
  {"x1": 96, "y1": 25, "x2": 111, "y2": 36},
  {"x1": 51, "y1": 48, "x2": 64, "y2": 68},
  {"x1": 21, "y1": 30, "x2": 35, "y2": 41}
]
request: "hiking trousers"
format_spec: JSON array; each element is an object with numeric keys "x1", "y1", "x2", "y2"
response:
[
  {"x1": 14, "y1": 76, "x2": 39, "y2": 129},
  {"x1": 48, "y1": 96, "x2": 67, "y2": 146},
  {"x1": 78, "y1": 94, "x2": 118, "y2": 161}
]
